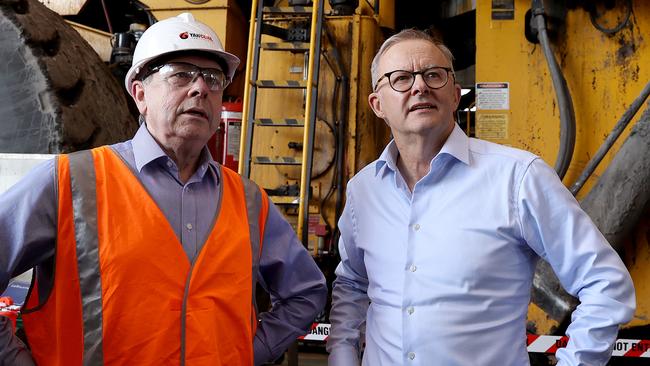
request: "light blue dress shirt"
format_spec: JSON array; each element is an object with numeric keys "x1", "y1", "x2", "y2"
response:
[
  {"x1": 0, "y1": 124, "x2": 327, "y2": 365},
  {"x1": 327, "y1": 124, "x2": 635, "y2": 366}
]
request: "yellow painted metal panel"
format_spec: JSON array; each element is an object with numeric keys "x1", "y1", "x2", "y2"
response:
[
  {"x1": 356, "y1": 0, "x2": 394, "y2": 29},
  {"x1": 476, "y1": 0, "x2": 650, "y2": 195},
  {"x1": 476, "y1": 0, "x2": 650, "y2": 334},
  {"x1": 527, "y1": 302, "x2": 559, "y2": 335},
  {"x1": 377, "y1": 0, "x2": 394, "y2": 30},
  {"x1": 345, "y1": 14, "x2": 362, "y2": 183},
  {"x1": 358, "y1": 18, "x2": 391, "y2": 172},
  {"x1": 625, "y1": 215, "x2": 650, "y2": 328}
]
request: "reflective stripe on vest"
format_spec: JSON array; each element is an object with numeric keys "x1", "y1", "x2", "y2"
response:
[
  {"x1": 68, "y1": 150, "x2": 105, "y2": 365},
  {"x1": 242, "y1": 177, "x2": 263, "y2": 314},
  {"x1": 21, "y1": 147, "x2": 268, "y2": 365}
]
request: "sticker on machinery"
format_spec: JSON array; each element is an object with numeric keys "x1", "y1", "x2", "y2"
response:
[{"x1": 476, "y1": 82, "x2": 509, "y2": 110}]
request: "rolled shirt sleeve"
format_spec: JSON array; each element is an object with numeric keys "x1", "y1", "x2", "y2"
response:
[
  {"x1": 253, "y1": 203, "x2": 328, "y2": 365},
  {"x1": 517, "y1": 159, "x2": 636, "y2": 365},
  {"x1": 327, "y1": 190, "x2": 369, "y2": 366}
]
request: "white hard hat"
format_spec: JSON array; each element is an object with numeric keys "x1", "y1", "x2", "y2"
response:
[{"x1": 124, "y1": 12, "x2": 240, "y2": 96}]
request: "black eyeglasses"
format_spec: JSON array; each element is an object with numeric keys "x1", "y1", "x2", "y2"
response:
[
  {"x1": 375, "y1": 66, "x2": 454, "y2": 92},
  {"x1": 140, "y1": 62, "x2": 230, "y2": 91}
]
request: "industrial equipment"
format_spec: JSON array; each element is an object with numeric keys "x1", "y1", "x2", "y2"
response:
[{"x1": 1, "y1": 0, "x2": 649, "y2": 364}]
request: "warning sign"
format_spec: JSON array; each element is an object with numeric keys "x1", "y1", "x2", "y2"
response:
[
  {"x1": 527, "y1": 335, "x2": 650, "y2": 358},
  {"x1": 298, "y1": 323, "x2": 330, "y2": 341},
  {"x1": 476, "y1": 113, "x2": 508, "y2": 140},
  {"x1": 476, "y1": 82, "x2": 510, "y2": 110}
]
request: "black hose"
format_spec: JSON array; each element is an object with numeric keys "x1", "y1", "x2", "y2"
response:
[
  {"x1": 317, "y1": 78, "x2": 340, "y2": 231},
  {"x1": 334, "y1": 76, "x2": 348, "y2": 226},
  {"x1": 569, "y1": 80, "x2": 650, "y2": 196},
  {"x1": 321, "y1": 23, "x2": 348, "y2": 253},
  {"x1": 531, "y1": 0, "x2": 576, "y2": 179}
]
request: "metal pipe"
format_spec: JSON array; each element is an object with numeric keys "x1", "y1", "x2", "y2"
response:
[
  {"x1": 318, "y1": 78, "x2": 342, "y2": 234},
  {"x1": 466, "y1": 101, "x2": 474, "y2": 136},
  {"x1": 580, "y1": 102, "x2": 650, "y2": 253},
  {"x1": 238, "y1": 0, "x2": 260, "y2": 175},
  {"x1": 99, "y1": 0, "x2": 113, "y2": 34},
  {"x1": 531, "y1": 0, "x2": 576, "y2": 179},
  {"x1": 334, "y1": 75, "x2": 349, "y2": 230},
  {"x1": 322, "y1": 22, "x2": 348, "y2": 243},
  {"x1": 569, "y1": 80, "x2": 650, "y2": 196},
  {"x1": 364, "y1": 0, "x2": 376, "y2": 14},
  {"x1": 298, "y1": 0, "x2": 325, "y2": 247}
]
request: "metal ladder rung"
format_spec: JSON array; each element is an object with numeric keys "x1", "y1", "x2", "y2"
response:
[
  {"x1": 254, "y1": 156, "x2": 302, "y2": 165},
  {"x1": 255, "y1": 80, "x2": 307, "y2": 89},
  {"x1": 263, "y1": 6, "x2": 313, "y2": 16},
  {"x1": 255, "y1": 118, "x2": 304, "y2": 127},
  {"x1": 269, "y1": 195, "x2": 300, "y2": 205},
  {"x1": 261, "y1": 42, "x2": 310, "y2": 51},
  {"x1": 242, "y1": 0, "x2": 325, "y2": 253}
]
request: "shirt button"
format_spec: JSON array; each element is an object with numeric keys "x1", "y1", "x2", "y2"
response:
[
  {"x1": 166, "y1": 161, "x2": 173, "y2": 168},
  {"x1": 408, "y1": 352, "x2": 415, "y2": 360},
  {"x1": 409, "y1": 264, "x2": 417, "y2": 272},
  {"x1": 186, "y1": 223, "x2": 193, "y2": 230},
  {"x1": 407, "y1": 306, "x2": 414, "y2": 315},
  {"x1": 413, "y1": 224, "x2": 420, "y2": 231}
]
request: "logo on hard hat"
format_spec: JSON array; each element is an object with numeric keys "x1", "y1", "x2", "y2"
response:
[{"x1": 178, "y1": 31, "x2": 213, "y2": 42}]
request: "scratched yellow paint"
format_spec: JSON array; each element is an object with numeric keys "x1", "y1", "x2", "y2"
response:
[{"x1": 476, "y1": 0, "x2": 650, "y2": 334}]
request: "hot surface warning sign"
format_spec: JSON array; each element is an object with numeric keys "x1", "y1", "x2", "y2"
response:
[{"x1": 476, "y1": 113, "x2": 508, "y2": 140}]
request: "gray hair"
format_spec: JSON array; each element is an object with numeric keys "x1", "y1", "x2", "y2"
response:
[{"x1": 371, "y1": 28, "x2": 455, "y2": 90}]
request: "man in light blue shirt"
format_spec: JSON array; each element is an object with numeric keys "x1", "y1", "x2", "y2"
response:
[{"x1": 327, "y1": 29, "x2": 635, "y2": 366}]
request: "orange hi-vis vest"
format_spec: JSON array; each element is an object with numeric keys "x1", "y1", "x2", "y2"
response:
[{"x1": 21, "y1": 146, "x2": 269, "y2": 365}]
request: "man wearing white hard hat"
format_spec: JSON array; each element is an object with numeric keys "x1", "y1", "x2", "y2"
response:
[{"x1": 0, "y1": 13, "x2": 327, "y2": 365}]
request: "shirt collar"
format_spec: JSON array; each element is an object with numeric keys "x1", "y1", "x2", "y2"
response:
[
  {"x1": 132, "y1": 123, "x2": 167, "y2": 172},
  {"x1": 375, "y1": 140, "x2": 400, "y2": 176},
  {"x1": 440, "y1": 123, "x2": 470, "y2": 166},
  {"x1": 131, "y1": 123, "x2": 221, "y2": 181},
  {"x1": 375, "y1": 123, "x2": 470, "y2": 177}
]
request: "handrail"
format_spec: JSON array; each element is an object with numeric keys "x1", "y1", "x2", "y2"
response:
[
  {"x1": 238, "y1": 0, "x2": 260, "y2": 175},
  {"x1": 297, "y1": 0, "x2": 324, "y2": 248}
]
